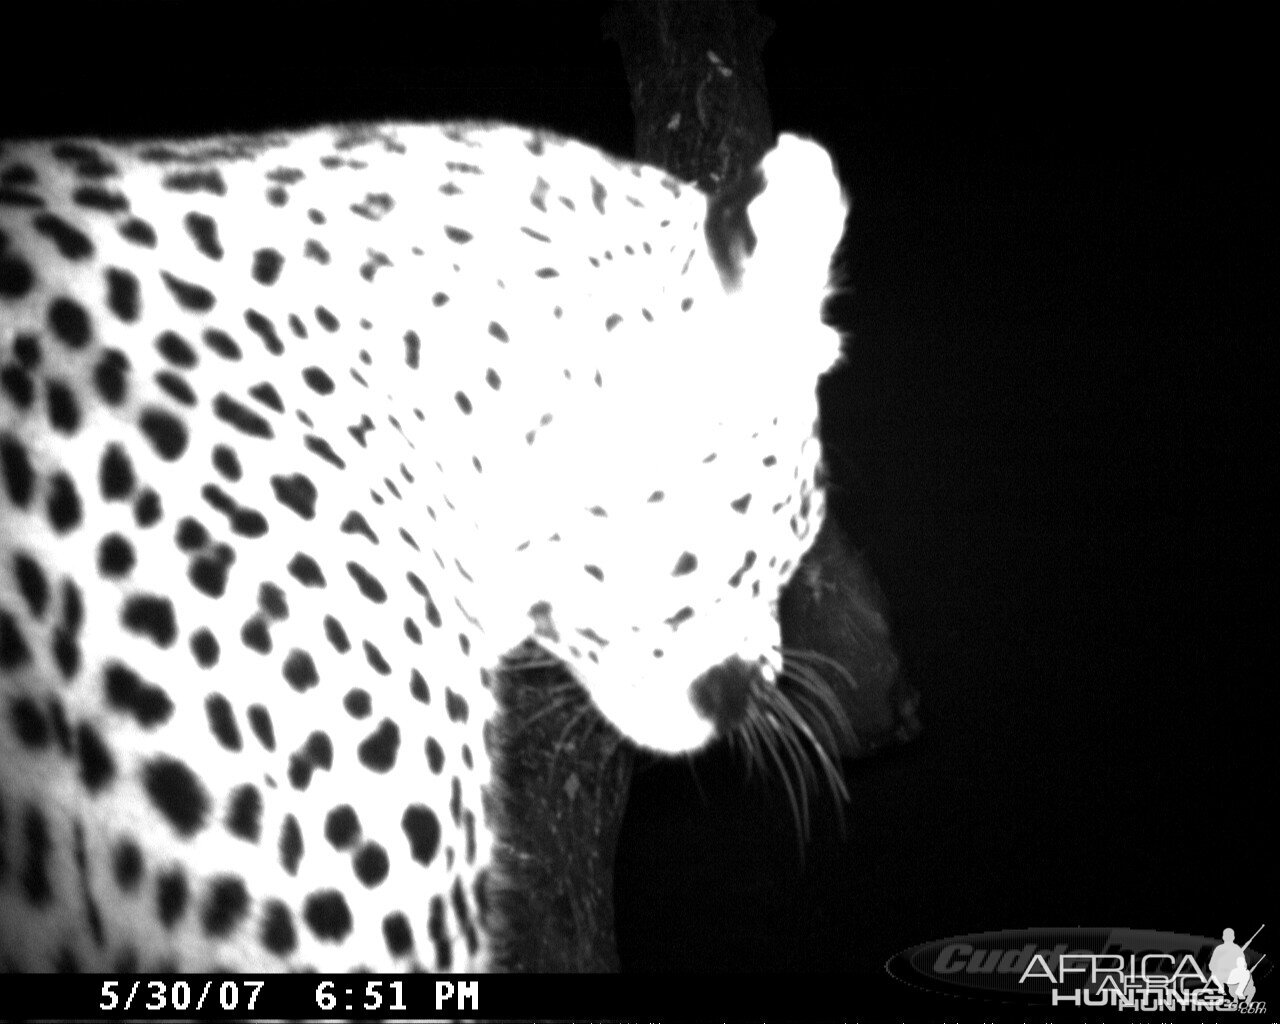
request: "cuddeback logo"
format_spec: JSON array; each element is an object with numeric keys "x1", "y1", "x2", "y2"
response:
[{"x1": 887, "y1": 925, "x2": 1269, "y2": 1010}]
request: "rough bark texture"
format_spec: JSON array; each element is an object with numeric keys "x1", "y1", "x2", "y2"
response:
[
  {"x1": 485, "y1": 646, "x2": 629, "y2": 972},
  {"x1": 779, "y1": 515, "x2": 921, "y2": 758},
  {"x1": 604, "y1": 0, "x2": 776, "y2": 186}
]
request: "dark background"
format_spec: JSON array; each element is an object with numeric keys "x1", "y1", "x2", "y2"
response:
[{"x1": 5, "y1": 0, "x2": 1267, "y2": 989}]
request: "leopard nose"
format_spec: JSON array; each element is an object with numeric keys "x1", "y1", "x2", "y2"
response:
[{"x1": 689, "y1": 656, "x2": 760, "y2": 735}]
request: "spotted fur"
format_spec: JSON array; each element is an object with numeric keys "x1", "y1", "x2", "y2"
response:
[{"x1": 0, "y1": 123, "x2": 846, "y2": 971}]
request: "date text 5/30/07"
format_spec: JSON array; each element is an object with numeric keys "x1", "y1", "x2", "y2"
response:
[{"x1": 100, "y1": 980, "x2": 265, "y2": 1014}]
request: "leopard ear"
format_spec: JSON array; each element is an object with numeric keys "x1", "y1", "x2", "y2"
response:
[
  {"x1": 703, "y1": 136, "x2": 848, "y2": 387},
  {"x1": 704, "y1": 135, "x2": 847, "y2": 295},
  {"x1": 703, "y1": 161, "x2": 767, "y2": 291},
  {"x1": 744, "y1": 134, "x2": 848, "y2": 298}
]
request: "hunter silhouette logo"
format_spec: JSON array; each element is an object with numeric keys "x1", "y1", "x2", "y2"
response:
[{"x1": 1209, "y1": 925, "x2": 1265, "y2": 1004}]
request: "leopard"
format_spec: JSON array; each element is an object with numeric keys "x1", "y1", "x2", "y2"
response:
[{"x1": 0, "y1": 121, "x2": 848, "y2": 971}]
